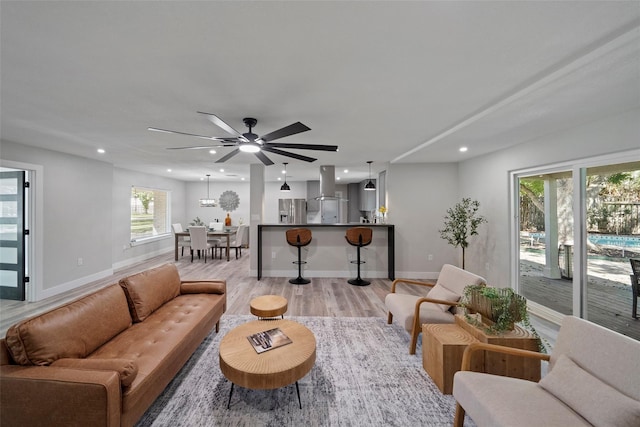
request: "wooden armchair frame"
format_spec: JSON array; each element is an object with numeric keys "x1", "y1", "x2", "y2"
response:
[
  {"x1": 387, "y1": 279, "x2": 464, "y2": 355},
  {"x1": 453, "y1": 342, "x2": 551, "y2": 427}
]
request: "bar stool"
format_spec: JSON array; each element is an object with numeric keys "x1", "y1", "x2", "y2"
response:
[
  {"x1": 286, "y1": 228, "x2": 312, "y2": 285},
  {"x1": 345, "y1": 227, "x2": 373, "y2": 286}
]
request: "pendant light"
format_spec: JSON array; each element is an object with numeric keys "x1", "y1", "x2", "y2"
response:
[
  {"x1": 364, "y1": 161, "x2": 376, "y2": 191},
  {"x1": 199, "y1": 174, "x2": 217, "y2": 207},
  {"x1": 280, "y1": 162, "x2": 291, "y2": 192}
]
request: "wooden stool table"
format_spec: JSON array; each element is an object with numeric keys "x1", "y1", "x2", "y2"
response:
[
  {"x1": 422, "y1": 323, "x2": 480, "y2": 394},
  {"x1": 250, "y1": 295, "x2": 288, "y2": 319},
  {"x1": 219, "y1": 319, "x2": 316, "y2": 408}
]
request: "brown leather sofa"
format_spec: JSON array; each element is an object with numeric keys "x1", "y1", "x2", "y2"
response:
[{"x1": 0, "y1": 263, "x2": 226, "y2": 427}]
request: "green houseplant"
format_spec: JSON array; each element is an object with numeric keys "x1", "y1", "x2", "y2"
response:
[
  {"x1": 461, "y1": 285, "x2": 546, "y2": 352},
  {"x1": 438, "y1": 198, "x2": 487, "y2": 269}
]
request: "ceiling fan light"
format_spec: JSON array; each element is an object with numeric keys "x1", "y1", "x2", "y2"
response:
[{"x1": 239, "y1": 142, "x2": 261, "y2": 153}]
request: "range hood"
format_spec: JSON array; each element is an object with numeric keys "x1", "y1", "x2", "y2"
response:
[{"x1": 317, "y1": 165, "x2": 337, "y2": 200}]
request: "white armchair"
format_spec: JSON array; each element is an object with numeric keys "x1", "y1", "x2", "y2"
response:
[
  {"x1": 385, "y1": 264, "x2": 486, "y2": 354},
  {"x1": 453, "y1": 316, "x2": 640, "y2": 426}
]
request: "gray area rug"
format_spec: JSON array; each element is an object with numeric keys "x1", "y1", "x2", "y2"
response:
[{"x1": 136, "y1": 315, "x2": 474, "y2": 426}]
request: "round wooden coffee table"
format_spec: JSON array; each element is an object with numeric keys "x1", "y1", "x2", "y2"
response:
[
  {"x1": 250, "y1": 295, "x2": 288, "y2": 319},
  {"x1": 219, "y1": 319, "x2": 316, "y2": 408}
]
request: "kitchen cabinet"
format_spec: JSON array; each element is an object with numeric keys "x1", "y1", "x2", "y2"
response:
[
  {"x1": 306, "y1": 180, "x2": 320, "y2": 212},
  {"x1": 359, "y1": 179, "x2": 376, "y2": 211}
]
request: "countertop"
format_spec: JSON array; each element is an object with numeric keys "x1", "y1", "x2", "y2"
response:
[{"x1": 259, "y1": 223, "x2": 393, "y2": 227}]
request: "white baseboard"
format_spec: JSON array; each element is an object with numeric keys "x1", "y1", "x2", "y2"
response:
[
  {"x1": 252, "y1": 270, "x2": 440, "y2": 280},
  {"x1": 37, "y1": 268, "x2": 114, "y2": 301},
  {"x1": 112, "y1": 247, "x2": 173, "y2": 270}
]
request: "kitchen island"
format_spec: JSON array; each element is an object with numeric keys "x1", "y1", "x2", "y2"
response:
[{"x1": 257, "y1": 223, "x2": 394, "y2": 280}]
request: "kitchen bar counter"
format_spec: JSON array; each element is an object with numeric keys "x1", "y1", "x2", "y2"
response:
[{"x1": 257, "y1": 223, "x2": 394, "y2": 280}]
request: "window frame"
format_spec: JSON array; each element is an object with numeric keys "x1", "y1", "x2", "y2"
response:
[{"x1": 130, "y1": 185, "x2": 171, "y2": 245}]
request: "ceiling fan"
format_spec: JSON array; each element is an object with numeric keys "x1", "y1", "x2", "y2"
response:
[{"x1": 149, "y1": 112, "x2": 338, "y2": 166}]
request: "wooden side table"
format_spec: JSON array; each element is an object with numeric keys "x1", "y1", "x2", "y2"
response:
[
  {"x1": 422, "y1": 324, "x2": 481, "y2": 394},
  {"x1": 454, "y1": 315, "x2": 541, "y2": 382},
  {"x1": 250, "y1": 295, "x2": 288, "y2": 319}
]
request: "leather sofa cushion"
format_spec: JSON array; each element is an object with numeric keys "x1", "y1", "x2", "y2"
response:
[
  {"x1": 119, "y1": 263, "x2": 181, "y2": 322},
  {"x1": 52, "y1": 357, "x2": 139, "y2": 388},
  {"x1": 5, "y1": 284, "x2": 132, "y2": 366},
  {"x1": 180, "y1": 280, "x2": 226, "y2": 295}
]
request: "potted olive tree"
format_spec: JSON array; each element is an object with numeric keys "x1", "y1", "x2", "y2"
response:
[{"x1": 438, "y1": 198, "x2": 487, "y2": 269}]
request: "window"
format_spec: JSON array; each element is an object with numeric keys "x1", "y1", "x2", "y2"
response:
[{"x1": 130, "y1": 186, "x2": 170, "y2": 242}]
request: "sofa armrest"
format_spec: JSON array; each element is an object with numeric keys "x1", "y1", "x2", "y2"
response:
[
  {"x1": 180, "y1": 280, "x2": 226, "y2": 295},
  {"x1": 460, "y1": 342, "x2": 550, "y2": 372},
  {"x1": 390, "y1": 278, "x2": 435, "y2": 293},
  {"x1": 1, "y1": 365, "x2": 121, "y2": 427}
]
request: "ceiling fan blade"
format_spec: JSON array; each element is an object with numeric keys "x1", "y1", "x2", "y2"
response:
[
  {"x1": 197, "y1": 112, "x2": 247, "y2": 140},
  {"x1": 262, "y1": 147, "x2": 317, "y2": 163},
  {"x1": 258, "y1": 122, "x2": 311, "y2": 142},
  {"x1": 166, "y1": 143, "x2": 237, "y2": 150},
  {"x1": 215, "y1": 149, "x2": 241, "y2": 163},
  {"x1": 265, "y1": 142, "x2": 338, "y2": 152},
  {"x1": 254, "y1": 151, "x2": 275, "y2": 166},
  {"x1": 149, "y1": 127, "x2": 236, "y2": 141}
]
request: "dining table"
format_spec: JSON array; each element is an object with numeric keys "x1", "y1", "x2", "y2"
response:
[{"x1": 174, "y1": 230, "x2": 234, "y2": 261}]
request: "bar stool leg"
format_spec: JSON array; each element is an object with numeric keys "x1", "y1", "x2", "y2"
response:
[
  {"x1": 289, "y1": 245, "x2": 310, "y2": 285},
  {"x1": 348, "y1": 245, "x2": 370, "y2": 286}
]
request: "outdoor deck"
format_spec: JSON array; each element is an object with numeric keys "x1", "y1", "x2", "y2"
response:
[{"x1": 521, "y1": 265, "x2": 639, "y2": 341}]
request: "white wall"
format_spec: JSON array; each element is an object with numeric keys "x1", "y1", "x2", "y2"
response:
[
  {"x1": 0, "y1": 141, "x2": 113, "y2": 295},
  {"x1": 0, "y1": 140, "x2": 190, "y2": 299},
  {"x1": 2, "y1": 108, "x2": 637, "y2": 300},
  {"x1": 112, "y1": 168, "x2": 188, "y2": 268},
  {"x1": 459, "y1": 108, "x2": 640, "y2": 287},
  {"x1": 387, "y1": 162, "x2": 460, "y2": 278},
  {"x1": 186, "y1": 180, "x2": 250, "y2": 227}
]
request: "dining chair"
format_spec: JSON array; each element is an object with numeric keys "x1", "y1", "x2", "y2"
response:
[
  {"x1": 188, "y1": 226, "x2": 211, "y2": 263},
  {"x1": 223, "y1": 224, "x2": 248, "y2": 259},
  {"x1": 207, "y1": 222, "x2": 223, "y2": 258},
  {"x1": 172, "y1": 223, "x2": 189, "y2": 257}
]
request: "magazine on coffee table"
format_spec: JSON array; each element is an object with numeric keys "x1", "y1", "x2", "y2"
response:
[{"x1": 247, "y1": 327, "x2": 293, "y2": 354}]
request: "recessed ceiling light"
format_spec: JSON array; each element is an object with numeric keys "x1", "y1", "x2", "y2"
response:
[
  {"x1": 281, "y1": 169, "x2": 286, "y2": 174},
  {"x1": 336, "y1": 177, "x2": 341, "y2": 180},
  {"x1": 167, "y1": 169, "x2": 172, "y2": 172},
  {"x1": 343, "y1": 169, "x2": 349, "y2": 173},
  {"x1": 200, "y1": 177, "x2": 204, "y2": 181},
  {"x1": 97, "y1": 148, "x2": 105, "y2": 154},
  {"x1": 459, "y1": 147, "x2": 468, "y2": 152},
  {"x1": 277, "y1": 177, "x2": 282, "y2": 181},
  {"x1": 241, "y1": 177, "x2": 245, "y2": 181},
  {"x1": 219, "y1": 168, "x2": 224, "y2": 172},
  {"x1": 209, "y1": 149, "x2": 216, "y2": 154}
]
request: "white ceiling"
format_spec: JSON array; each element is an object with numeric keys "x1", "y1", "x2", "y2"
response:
[{"x1": 1, "y1": 1, "x2": 639, "y2": 183}]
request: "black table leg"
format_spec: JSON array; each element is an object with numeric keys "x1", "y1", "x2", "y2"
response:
[
  {"x1": 295, "y1": 381, "x2": 302, "y2": 409},
  {"x1": 227, "y1": 382, "x2": 234, "y2": 409}
]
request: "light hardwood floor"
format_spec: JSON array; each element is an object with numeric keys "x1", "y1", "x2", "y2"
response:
[
  {"x1": 0, "y1": 250, "x2": 560, "y2": 346},
  {"x1": 0, "y1": 249, "x2": 427, "y2": 336}
]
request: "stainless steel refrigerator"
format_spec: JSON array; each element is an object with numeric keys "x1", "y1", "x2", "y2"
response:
[{"x1": 278, "y1": 199, "x2": 307, "y2": 224}]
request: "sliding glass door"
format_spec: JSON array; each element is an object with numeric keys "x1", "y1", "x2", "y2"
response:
[
  {"x1": 0, "y1": 171, "x2": 27, "y2": 300},
  {"x1": 515, "y1": 160, "x2": 640, "y2": 341},
  {"x1": 518, "y1": 171, "x2": 574, "y2": 315}
]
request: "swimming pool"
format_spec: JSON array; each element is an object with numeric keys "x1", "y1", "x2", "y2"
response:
[{"x1": 588, "y1": 234, "x2": 640, "y2": 249}]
